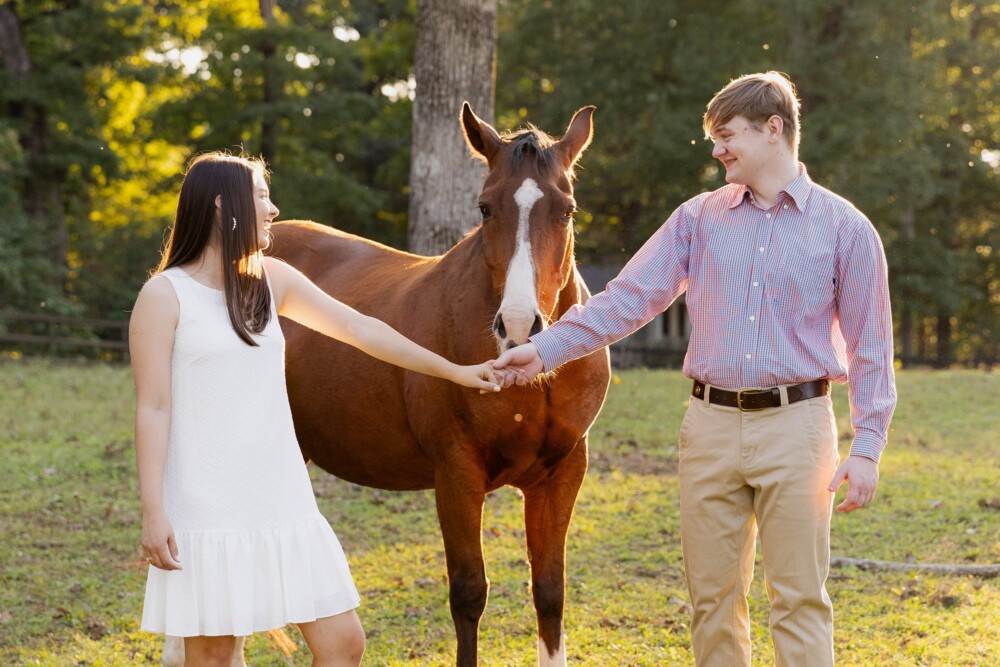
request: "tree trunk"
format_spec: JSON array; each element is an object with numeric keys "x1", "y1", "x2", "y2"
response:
[
  {"x1": 259, "y1": 0, "x2": 279, "y2": 166},
  {"x1": 407, "y1": 0, "x2": 497, "y2": 255},
  {"x1": 0, "y1": 5, "x2": 32, "y2": 77},
  {"x1": 898, "y1": 208, "x2": 915, "y2": 365},
  {"x1": 916, "y1": 317, "x2": 927, "y2": 363},
  {"x1": 899, "y1": 298, "x2": 912, "y2": 365},
  {"x1": 0, "y1": 3, "x2": 68, "y2": 293},
  {"x1": 935, "y1": 309, "x2": 952, "y2": 368}
]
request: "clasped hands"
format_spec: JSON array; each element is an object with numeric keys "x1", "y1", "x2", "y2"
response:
[
  {"x1": 488, "y1": 342, "x2": 544, "y2": 388},
  {"x1": 475, "y1": 343, "x2": 540, "y2": 393}
]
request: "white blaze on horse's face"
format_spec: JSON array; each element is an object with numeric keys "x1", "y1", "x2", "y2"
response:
[{"x1": 495, "y1": 177, "x2": 546, "y2": 351}]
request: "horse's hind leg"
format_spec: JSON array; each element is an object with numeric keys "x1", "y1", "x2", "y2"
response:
[
  {"x1": 162, "y1": 636, "x2": 246, "y2": 667},
  {"x1": 230, "y1": 637, "x2": 247, "y2": 667},
  {"x1": 162, "y1": 636, "x2": 184, "y2": 667},
  {"x1": 523, "y1": 437, "x2": 588, "y2": 667},
  {"x1": 435, "y1": 464, "x2": 489, "y2": 667}
]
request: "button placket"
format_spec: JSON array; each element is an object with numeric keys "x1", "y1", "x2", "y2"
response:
[{"x1": 745, "y1": 203, "x2": 784, "y2": 381}]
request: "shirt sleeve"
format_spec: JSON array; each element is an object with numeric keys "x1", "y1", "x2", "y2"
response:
[
  {"x1": 836, "y1": 220, "x2": 897, "y2": 462},
  {"x1": 530, "y1": 204, "x2": 693, "y2": 371}
]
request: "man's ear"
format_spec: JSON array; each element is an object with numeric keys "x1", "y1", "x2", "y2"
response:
[
  {"x1": 766, "y1": 115, "x2": 784, "y2": 143},
  {"x1": 215, "y1": 194, "x2": 223, "y2": 210}
]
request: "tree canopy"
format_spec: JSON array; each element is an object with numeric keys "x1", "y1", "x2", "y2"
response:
[{"x1": 0, "y1": 0, "x2": 996, "y2": 366}]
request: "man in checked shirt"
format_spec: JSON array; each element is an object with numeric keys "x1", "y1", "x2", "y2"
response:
[{"x1": 493, "y1": 71, "x2": 896, "y2": 666}]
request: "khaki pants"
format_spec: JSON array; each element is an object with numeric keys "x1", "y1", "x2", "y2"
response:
[{"x1": 678, "y1": 387, "x2": 840, "y2": 667}]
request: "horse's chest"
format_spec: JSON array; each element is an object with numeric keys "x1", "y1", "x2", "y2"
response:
[{"x1": 496, "y1": 389, "x2": 596, "y2": 451}]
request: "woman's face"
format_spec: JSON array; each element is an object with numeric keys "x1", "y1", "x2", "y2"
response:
[{"x1": 252, "y1": 169, "x2": 279, "y2": 249}]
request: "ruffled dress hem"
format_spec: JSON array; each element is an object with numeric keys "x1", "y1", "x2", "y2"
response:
[{"x1": 140, "y1": 513, "x2": 361, "y2": 637}]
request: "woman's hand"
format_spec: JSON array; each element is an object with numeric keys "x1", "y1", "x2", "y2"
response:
[
  {"x1": 141, "y1": 512, "x2": 183, "y2": 571},
  {"x1": 450, "y1": 361, "x2": 503, "y2": 394},
  {"x1": 492, "y1": 343, "x2": 544, "y2": 386}
]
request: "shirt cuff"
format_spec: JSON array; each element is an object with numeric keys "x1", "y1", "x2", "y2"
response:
[
  {"x1": 848, "y1": 429, "x2": 886, "y2": 463},
  {"x1": 530, "y1": 329, "x2": 568, "y2": 373}
]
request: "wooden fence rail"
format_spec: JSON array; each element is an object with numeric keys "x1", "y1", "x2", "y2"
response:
[
  {"x1": 2, "y1": 312, "x2": 686, "y2": 366},
  {"x1": 0, "y1": 312, "x2": 129, "y2": 355}
]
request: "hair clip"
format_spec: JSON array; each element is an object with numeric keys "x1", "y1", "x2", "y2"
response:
[{"x1": 231, "y1": 216, "x2": 237, "y2": 231}]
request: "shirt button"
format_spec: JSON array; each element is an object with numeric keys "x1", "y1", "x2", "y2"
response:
[
  {"x1": 765, "y1": 213, "x2": 772, "y2": 219},
  {"x1": 753, "y1": 281, "x2": 759, "y2": 287},
  {"x1": 783, "y1": 204, "x2": 789, "y2": 210},
  {"x1": 759, "y1": 247, "x2": 765, "y2": 252},
  {"x1": 749, "y1": 315, "x2": 755, "y2": 321},
  {"x1": 745, "y1": 353, "x2": 752, "y2": 359}
]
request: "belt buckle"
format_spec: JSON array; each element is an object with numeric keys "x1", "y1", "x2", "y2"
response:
[{"x1": 737, "y1": 387, "x2": 765, "y2": 412}]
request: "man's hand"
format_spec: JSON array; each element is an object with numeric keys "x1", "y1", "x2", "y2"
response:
[
  {"x1": 828, "y1": 455, "x2": 879, "y2": 512},
  {"x1": 492, "y1": 343, "x2": 544, "y2": 387}
]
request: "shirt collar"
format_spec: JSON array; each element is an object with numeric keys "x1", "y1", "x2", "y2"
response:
[
  {"x1": 782, "y1": 163, "x2": 812, "y2": 212},
  {"x1": 727, "y1": 185, "x2": 750, "y2": 209},
  {"x1": 726, "y1": 162, "x2": 813, "y2": 212}
]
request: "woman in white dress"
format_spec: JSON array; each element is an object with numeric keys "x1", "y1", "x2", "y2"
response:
[{"x1": 129, "y1": 152, "x2": 502, "y2": 666}]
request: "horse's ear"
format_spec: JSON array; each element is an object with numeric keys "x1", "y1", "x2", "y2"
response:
[
  {"x1": 461, "y1": 102, "x2": 502, "y2": 164},
  {"x1": 556, "y1": 105, "x2": 595, "y2": 172}
]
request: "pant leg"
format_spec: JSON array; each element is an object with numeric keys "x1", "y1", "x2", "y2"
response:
[
  {"x1": 679, "y1": 398, "x2": 756, "y2": 667},
  {"x1": 745, "y1": 396, "x2": 839, "y2": 667}
]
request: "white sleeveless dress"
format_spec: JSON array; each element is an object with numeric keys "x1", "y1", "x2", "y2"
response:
[{"x1": 141, "y1": 267, "x2": 360, "y2": 637}]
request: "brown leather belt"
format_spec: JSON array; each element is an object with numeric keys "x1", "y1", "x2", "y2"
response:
[{"x1": 692, "y1": 379, "x2": 829, "y2": 411}]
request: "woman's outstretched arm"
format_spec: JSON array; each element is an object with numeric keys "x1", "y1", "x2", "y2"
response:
[{"x1": 265, "y1": 258, "x2": 501, "y2": 393}]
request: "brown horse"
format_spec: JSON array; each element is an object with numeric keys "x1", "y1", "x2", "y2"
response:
[{"x1": 270, "y1": 104, "x2": 610, "y2": 666}]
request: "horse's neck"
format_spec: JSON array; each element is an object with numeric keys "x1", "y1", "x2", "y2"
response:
[
  {"x1": 550, "y1": 226, "x2": 586, "y2": 320},
  {"x1": 554, "y1": 261, "x2": 585, "y2": 320},
  {"x1": 429, "y1": 229, "x2": 499, "y2": 352},
  {"x1": 435, "y1": 229, "x2": 491, "y2": 286}
]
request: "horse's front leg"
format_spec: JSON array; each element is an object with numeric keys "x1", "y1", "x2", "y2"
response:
[
  {"x1": 435, "y1": 461, "x2": 489, "y2": 667},
  {"x1": 523, "y1": 436, "x2": 588, "y2": 667}
]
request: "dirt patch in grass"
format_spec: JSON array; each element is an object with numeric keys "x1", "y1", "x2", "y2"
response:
[{"x1": 589, "y1": 446, "x2": 678, "y2": 476}]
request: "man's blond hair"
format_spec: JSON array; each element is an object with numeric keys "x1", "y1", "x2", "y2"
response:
[{"x1": 703, "y1": 71, "x2": 800, "y2": 151}]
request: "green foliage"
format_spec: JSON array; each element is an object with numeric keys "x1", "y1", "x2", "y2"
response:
[
  {"x1": 495, "y1": 0, "x2": 1000, "y2": 365},
  {"x1": 2, "y1": 363, "x2": 998, "y2": 665},
  {"x1": 0, "y1": 123, "x2": 75, "y2": 315},
  {"x1": 0, "y1": 0, "x2": 162, "y2": 319},
  {"x1": 0, "y1": 0, "x2": 996, "y2": 362},
  {"x1": 1, "y1": 0, "x2": 417, "y2": 326},
  {"x1": 140, "y1": 0, "x2": 416, "y2": 242}
]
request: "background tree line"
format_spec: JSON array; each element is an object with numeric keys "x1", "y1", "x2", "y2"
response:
[{"x1": 0, "y1": 0, "x2": 996, "y2": 367}]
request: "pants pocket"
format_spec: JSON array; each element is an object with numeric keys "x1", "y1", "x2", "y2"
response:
[
  {"x1": 678, "y1": 398, "x2": 699, "y2": 455},
  {"x1": 803, "y1": 396, "x2": 839, "y2": 471}
]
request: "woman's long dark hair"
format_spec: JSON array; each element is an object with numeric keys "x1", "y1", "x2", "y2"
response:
[{"x1": 156, "y1": 152, "x2": 271, "y2": 346}]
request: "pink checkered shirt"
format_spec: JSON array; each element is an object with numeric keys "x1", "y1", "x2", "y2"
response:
[{"x1": 532, "y1": 165, "x2": 896, "y2": 462}]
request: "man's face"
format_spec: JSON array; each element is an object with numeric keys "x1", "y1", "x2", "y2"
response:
[{"x1": 709, "y1": 115, "x2": 773, "y2": 186}]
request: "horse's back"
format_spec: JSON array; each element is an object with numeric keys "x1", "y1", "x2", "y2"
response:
[
  {"x1": 271, "y1": 220, "x2": 428, "y2": 291},
  {"x1": 272, "y1": 221, "x2": 445, "y2": 321}
]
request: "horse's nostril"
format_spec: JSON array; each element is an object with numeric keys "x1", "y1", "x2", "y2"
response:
[
  {"x1": 530, "y1": 314, "x2": 543, "y2": 337},
  {"x1": 506, "y1": 340, "x2": 518, "y2": 350},
  {"x1": 495, "y1": 314, "x2": 507, "y2": 339}
]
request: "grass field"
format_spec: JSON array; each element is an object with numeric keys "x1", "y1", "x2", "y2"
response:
[{"x1": 1, "y1": 359, "x2": 998, "y2": 666}]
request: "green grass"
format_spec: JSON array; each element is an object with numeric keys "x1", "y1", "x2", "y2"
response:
[{"x1": 1, "y1": 359, "x2": 998, "y2": 665}]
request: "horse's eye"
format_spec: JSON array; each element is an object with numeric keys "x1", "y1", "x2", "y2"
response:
[
  {"x1": 561, "y1": 208, "x2": 575, "y2": 224},
  {"x1": 479, "y1": 204, "x2": 491, "y2": 220}
]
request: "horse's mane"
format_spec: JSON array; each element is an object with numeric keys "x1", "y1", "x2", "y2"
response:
[{"x1": 501, "y1": 126, "x2": 564, "y2": 178}]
